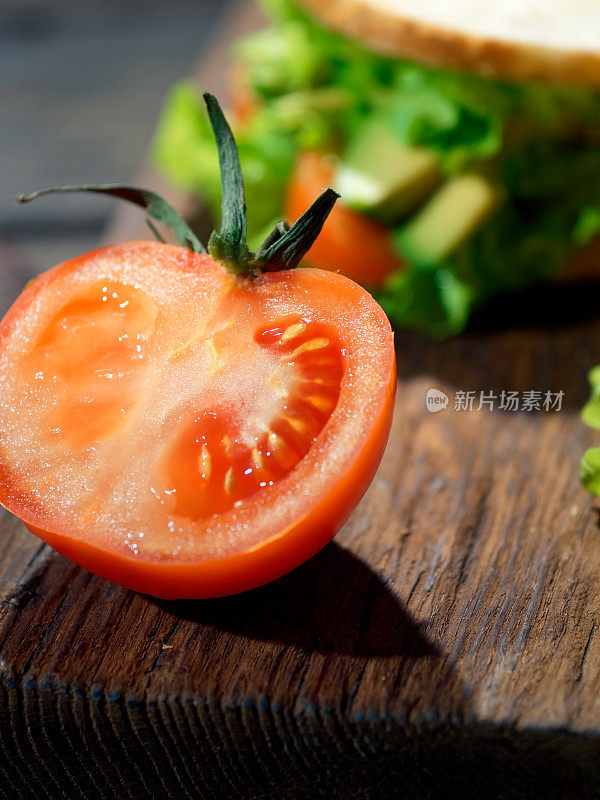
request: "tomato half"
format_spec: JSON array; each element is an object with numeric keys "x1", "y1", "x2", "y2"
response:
[
  {"x1": 0, "y1": 241, "x2": 395, "y2": 599},
  {"x1": 285, "y1": 152, "x2": 403, "y2": 288}
]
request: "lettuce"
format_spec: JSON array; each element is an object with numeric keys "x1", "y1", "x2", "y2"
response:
[
  {"x1": 379, "y1": 268, "x2": 474, "y2": 339},
  {"x1": 581, "y1": 447, "x2": 600, "y2": 497},
  {"x1": 153, "y1": 0, "x2": 600, "y2": 339},
  {"x1": 581, "y1": 367, "x2": 600, "y2": 497}
]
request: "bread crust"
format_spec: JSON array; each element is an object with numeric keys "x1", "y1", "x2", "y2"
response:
[{"x1": 296, "y1": 0, "x2": 600, "y2": 87}]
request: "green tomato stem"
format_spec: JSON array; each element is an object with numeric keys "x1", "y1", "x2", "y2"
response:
[
  {"x1": 17, "y1": 95, "x2": 339, "y2": 279},
  {"x1": 203, "y1": 91, "x2": 339, "y2": 277},
  {"x1": 16, "y1": 184, "x2": 205, "y2": 254}
]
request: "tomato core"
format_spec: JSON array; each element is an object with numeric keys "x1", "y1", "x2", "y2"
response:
[{"x1": 161, "y1": 317, "x2": 343, "y2": 519}]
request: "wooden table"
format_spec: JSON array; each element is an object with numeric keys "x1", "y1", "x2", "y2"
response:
[
  {"x1": 1, "y1": 0, "x2": 233, "y2": 276},
  {"x1": 3, "y1": 4, "x2": 600, "y2": 798}
]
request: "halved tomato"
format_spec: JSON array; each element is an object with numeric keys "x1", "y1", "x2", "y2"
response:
[{"x1": 0, "y1": 240, "x2": 395, "y2": 598}]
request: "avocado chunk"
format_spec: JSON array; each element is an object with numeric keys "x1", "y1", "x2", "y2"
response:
[
  {"x1": 396, "y1": 174, "x2": 501, "y2": 266},
  {"x1": 334, "y1": 120, "x2": 440, "y2": 222}
]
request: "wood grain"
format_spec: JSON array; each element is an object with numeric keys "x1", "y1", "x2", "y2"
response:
[
  {"x1": 1, "y1": 0, "x2": 235, "y2": 273},
  {"x1": 2, "y1": 283, "x2": 600, "y2": 798},
  {"x1": 4, "y1": 4, "x2": 600, "y2": 798}
]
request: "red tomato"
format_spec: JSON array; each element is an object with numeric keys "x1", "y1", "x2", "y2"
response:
[
  {"x1": 227, "y1": 62, "x2": 259, "y2": 127},
  {"x1": 285, "y1": 152, "x2": 403, "y2": 287},
  {"x1": 0, "y1": 241, "x2": 395, "y2": 599}
]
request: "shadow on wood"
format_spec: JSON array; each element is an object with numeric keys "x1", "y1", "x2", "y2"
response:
[
  {"x1": 0, "y1": 526, "x2": 470, "y2": 729},
  {"x1": 153, "y1": 542, "x2": 437, "y2": 659}
]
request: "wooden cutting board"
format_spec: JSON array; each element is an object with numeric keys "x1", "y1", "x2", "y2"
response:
[{"x1": 3, "y1": 4, "x2": 600, "y2": 798}]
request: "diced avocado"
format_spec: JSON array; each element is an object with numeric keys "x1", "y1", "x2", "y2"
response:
[
  {"x1": 334, "y1": 120, "x2": 440, "y2": 222},
  {"x1": 396, "y1": 174, "x2": 502, "y2": 266}
]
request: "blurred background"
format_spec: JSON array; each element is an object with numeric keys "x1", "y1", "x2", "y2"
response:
[{"x1": 1, "y1": 0, "x2": 232, "y2": 306}]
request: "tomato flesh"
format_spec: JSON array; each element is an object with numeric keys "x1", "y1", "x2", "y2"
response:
[
  {"x1": 0, "y1": 241, "x2": 395, "y2": 598},
  {"x1": 24, "y1": 280, "x2": 157, "y2": 447}
]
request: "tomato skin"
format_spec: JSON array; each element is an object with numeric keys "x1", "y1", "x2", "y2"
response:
[
  {"x1": 0, "y1": 242, "x2": 395, "y2": 599},
  {"x1": 285, "y1": 152, "x2": 403, "y2": 288}
]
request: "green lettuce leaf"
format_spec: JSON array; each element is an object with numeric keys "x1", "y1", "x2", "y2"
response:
[
  {"x1": 574, "y1": 207, "x2": 600, "y2": 248},
  {"x1": 580, "y1": 368, "x2": 600, "y2": 498},
  {"x1": 378, "y1": 267, "x2": 474, "y2": 340},
  {"x1": 582, "y1": 366, "x2": 600, "y2": 431},
  {"x1": 581, "y1": 448, "x2": 600, "y2": 497}
]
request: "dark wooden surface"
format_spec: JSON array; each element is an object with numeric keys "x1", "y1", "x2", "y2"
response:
[
  {"x1": 1, "y1": 0, "x2": 232, "y2": 284},
  {"x1": 4, "y1": 3, "x2": 600, "y2": 799}
]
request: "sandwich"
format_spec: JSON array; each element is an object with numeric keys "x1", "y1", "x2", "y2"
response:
[{"x1": 154, "y1": 0, "x2": 600, "y2": 338}]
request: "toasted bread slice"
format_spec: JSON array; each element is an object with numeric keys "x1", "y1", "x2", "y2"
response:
[{"x1": 296, "y1": 0, "x2": 600, "y2": 86}]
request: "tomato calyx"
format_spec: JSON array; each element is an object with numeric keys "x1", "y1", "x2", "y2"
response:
[
  {"x1": 205, "y1": 92, "x2": 338, "y2": 278},
  {"x1": 17, "y1": 185, "x2": 206, "y2": 254},
  {"x1": 17, "y1": 94, "x2": 339, "y2": 281}
]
